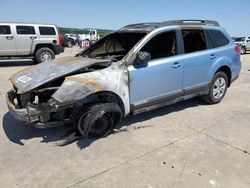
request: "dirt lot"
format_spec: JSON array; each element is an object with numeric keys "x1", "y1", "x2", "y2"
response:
[{"x1": 0, "y1": 47, "x2": 250, "y2": 188}]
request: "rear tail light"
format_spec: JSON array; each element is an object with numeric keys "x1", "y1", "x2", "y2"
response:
[
  {"x1": 58, "y1": 35, "x2": 63, "y2": 45},
  {"x1": 234, "y1": 45, "x2": 241, "y2": 53}
]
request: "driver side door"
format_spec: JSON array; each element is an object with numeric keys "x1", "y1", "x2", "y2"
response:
[{"x1": 128, "y1": 29, "x2": 184, "y2": 110}]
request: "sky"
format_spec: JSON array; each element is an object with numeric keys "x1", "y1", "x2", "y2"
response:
[{"x1": 0, "y1": 0, "x2": 249, "y2": 36}]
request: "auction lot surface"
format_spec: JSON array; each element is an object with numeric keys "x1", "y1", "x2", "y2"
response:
[{"x1": 0, "y1": 48, "x2": 250, "y2": 188}]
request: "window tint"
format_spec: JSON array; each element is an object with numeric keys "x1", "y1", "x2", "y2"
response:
[
  {"x1": 16, "y1": 26, "x2": 35, "y2": 35},
  {"x1": 39, "y1": 27, "x2": 56, "y2": 35},
  {"x1": 182, "y1": 29, "x2": 207, "y2": 53},
  {"x1": 209, "y1": 30, "x2": 229, "y2": 47},
  {"x1": 141, "y1": 31, "x2": 177, "y2": 60},
  {"x1": 0, "y1": 25, "x2": 11, "y2": 35}
]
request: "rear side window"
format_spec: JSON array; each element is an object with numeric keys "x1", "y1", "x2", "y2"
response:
[
  {"x1": 209, "y1": 30, "x2": 229, "y2": 47},
  {"x1": 39, "y1": 27, "x2": 56, "y2": 35},
  {"x1": 0, "y1": 25, "x2": 11, "y2": 35},
  {"x1": 182, "y1": 29, "x2": 207, "y2": 53},
  {"x1": 16, "y1": 26, "x2": 35, "y2": 35}
]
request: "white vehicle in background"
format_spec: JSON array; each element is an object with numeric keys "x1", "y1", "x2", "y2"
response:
[
  {"x1": 78, "y1": 29, "x2": 99, "y2": 42},
  {"x1": 233, "y1": 36, "x2": 250, "y2": 55},
  {"x1": 0, "y1": 22, "x2": 64, "y2": 63},
  {"x1": 64, "y1": 33, "x2": 77, "y2": 41}
]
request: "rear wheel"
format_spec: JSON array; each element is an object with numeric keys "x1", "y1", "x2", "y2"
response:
[
  {"x1": 35, "y1": 47, "x2": 55, "y2": 63},
  {"x1": 203, "y1": 71, "x2": 228, "y2": 104},
  {"x1": 77, "y1": 103, "x2": 122, "y2": 138},
  {"x1": 240, "y1": 46, "x2": 246, "y2": 55}
]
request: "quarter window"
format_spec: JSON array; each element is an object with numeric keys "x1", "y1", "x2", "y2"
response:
[
  {"x1": 39, "y1": 27, "x2": 56, "y2": 35},
  {"x1": 141, "y1": 31, "x2": 177, "y2": 60},
  {"x1": 209, "y1": 30, "x2": 229, "y2": 47},
  {"x1": 16, "y1": 26, "x2": 35, "y2": 35},
  {"x1": 182, "y1": 29, "x2": 207, "y2": 53},
  {"x1": 0, "y1": 25, "x2": 11, "y2": 35}
]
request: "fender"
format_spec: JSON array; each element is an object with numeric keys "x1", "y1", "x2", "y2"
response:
[
  {"x1": 52, "y1": 62, "x2": 130, "y2": 115},
  {"x1": 208, "y1": 56, "x2": 233, "y2": 81}
]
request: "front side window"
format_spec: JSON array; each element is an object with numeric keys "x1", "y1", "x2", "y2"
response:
[
  {"x1": 39, "y1": 27, "x2": 56, "y2": 35},
  {"x1": 182, "y1": 29, "x2": 207, "y2": 53},
  {"x1": 16, "y1": 26, "x2": 35, "y2": 35},
  {"x1": 0, "y1": 25, "x2": 11, "y2": 35},
  {"x1": 140, "y1": 30, "x2": 177, "y2": 60},
  {"x1": 209, "y1": 30, "x2": 229, "y2": 47}
]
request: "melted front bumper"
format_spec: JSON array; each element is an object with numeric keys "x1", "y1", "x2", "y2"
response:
[{"x1": 6, "y1": 90, "x2": 51, "y2": 124}]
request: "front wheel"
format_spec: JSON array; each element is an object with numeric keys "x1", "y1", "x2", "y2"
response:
[
  {"x1": 67, "y1": 41, "x2": 73, "y2": 48},
  {"x1": 77, "y1": 103, "x2": 122, "y2": 138},
  {"x1": 203, "y1": 72, "x2": 228, "y2": 104}
]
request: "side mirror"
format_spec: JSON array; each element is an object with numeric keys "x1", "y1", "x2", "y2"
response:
[{"x1": 135, "y1": 51, "x2": 151, "y2": 65}]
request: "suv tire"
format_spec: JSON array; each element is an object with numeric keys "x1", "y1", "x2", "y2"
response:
[
  {"x1": 35, "y1": 47, "x2": 55, "y2": 63},
  {"x1": 77, "y1": 103, "x2": 122, "y2": 138},
  {"x1": 67, "y1": 41, "x2": 73, "y2": 48},
  {"x1": 203, "y1": 71, "x2": 228, "y2": 104},
  {"x1": 240, "y1": 46, "x2": 246, "y2": 55}
]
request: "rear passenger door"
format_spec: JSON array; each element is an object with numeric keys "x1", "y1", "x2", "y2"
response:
[
  {"x1": 180, "y1": 28, "x2": 215, "y2": 94},
  {"x1": 15, "y1": 25, "x2": 36, "y2": 55},
  {"x1": 0, "y1": 24, "x2": 16, "y2": 56}
]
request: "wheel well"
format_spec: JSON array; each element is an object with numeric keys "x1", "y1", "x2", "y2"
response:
[
  {"x1": 34, "y1": 44, "x2": 56, "y2": 54},
  {"x1": 70, "y1": 91, "x2": 125, "y2": 126},
  {"x1": 75, "y1": 91, "x2": 125, "y2": 115},
  {"x1": 216, "y1": 66, "x2": 232, "y2": 87}
]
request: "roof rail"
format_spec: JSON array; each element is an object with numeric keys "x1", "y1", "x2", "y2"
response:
[{"x1": 161, "y1": 20, "x2": 220, "y2": 27}]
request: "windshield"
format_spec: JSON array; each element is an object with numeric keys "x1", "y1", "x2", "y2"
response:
[
  {"x1": 233, "y1": 37, "x2": 245, "y2": 42},
  {"x1": 82, "y1": 29, "x2": 91, "y2": 35},
  {"x1": 79, "y1": 32, "x2": 146, "y2": 61}
]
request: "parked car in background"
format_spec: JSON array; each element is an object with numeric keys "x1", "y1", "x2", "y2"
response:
[
  {"x1": 64, "y1": 33, "x2": 77, "y2": 41},
  {"x1": 62, "y1": 35, "x2": 75, "y2": 48},
  {"x1": 232, "y1": 36, "x2": 250, "y2": 54},
  {"x1": 0, "y1": 22, "x2": 64, "y2": 63},
  {"x1": 7, "y1": 20, "x2": 241, "y2": 138}
]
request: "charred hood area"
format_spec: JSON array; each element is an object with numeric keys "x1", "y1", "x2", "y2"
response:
[{"x1": 10, "y1": 57, "x2": 112, "y2": 109}]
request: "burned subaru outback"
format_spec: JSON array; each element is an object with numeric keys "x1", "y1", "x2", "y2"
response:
[{"x1": 7, "y1": 20, "x2": 241, "y2": 137}]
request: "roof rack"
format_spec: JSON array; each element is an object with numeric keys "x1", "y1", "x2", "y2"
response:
[{"x1": 161, "y1": 20, "x2": 220, "y2": 27}]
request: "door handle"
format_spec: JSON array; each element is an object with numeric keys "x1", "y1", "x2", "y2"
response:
[
  {"x1": 171, "y1": 62, "x2": 181, "y2": 68},
  {"x1": 30, "y1": 36, "x2": 37, "y2": 40},
  {"x1": 209, "y1": 54, "x2": 216, "y2": 59},
  {"x1": 6, "y1": 36, "x2": 14, "y2": 40}
]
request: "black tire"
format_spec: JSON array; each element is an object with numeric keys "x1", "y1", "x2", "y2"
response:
[
  {"x1": 67, "y1": 41, "x2": 73, "y2": 48},
  {"x1": 35, "y1": 47, "x2": 55, "y2": 63},
  {"x1": 77, "y1": 103, "x2": 122, "y2": 138},
  {"x1": 240, "y1": 46, "x2": 246, "y2": 55},
  {"x1": 203, "y1": 71, "x2": 228, "y2": 104}
]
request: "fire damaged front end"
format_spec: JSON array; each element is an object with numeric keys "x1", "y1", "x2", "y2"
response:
[
  {"x1": 6, "y1": 56, "x2": 130, "y2": 128},
  {"x1": 6, "y1": 85, "x2": 73, "y2": 128}
]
